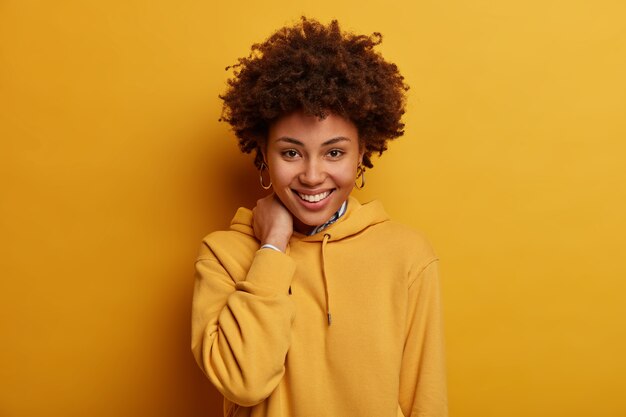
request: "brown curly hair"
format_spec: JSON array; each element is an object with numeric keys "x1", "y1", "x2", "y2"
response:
[{"x1": 219, "y1": 17, "x2": 409, "y2": 169}]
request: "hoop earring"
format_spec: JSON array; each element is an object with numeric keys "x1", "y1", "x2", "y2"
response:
[
  {"x1": 355, "y1": 164, "x2": 365, "y2": 190},
  {"x1": 259, "y1": 162, "x2": 272, "y2": 190}
]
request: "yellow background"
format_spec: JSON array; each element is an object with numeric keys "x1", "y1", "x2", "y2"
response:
[{"x1": 1, "y1": 1, "x2": 625, "y2": 416}]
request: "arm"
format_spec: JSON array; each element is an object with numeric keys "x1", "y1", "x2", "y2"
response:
[
  {"x1": 191, "y1": 244, "x2": 296, "y2": 407},
  {"x1": 398, "y1": 259, "x2": 449, "y2": 417}
]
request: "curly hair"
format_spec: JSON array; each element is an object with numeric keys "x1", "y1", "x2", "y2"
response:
[{"x1": 219, "y1": 17, "x2": 409, "y2": 169}]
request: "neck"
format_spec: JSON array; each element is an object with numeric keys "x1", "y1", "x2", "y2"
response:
[{"x1": 293, "y1": 217, "x2": 315, "y2": 235}]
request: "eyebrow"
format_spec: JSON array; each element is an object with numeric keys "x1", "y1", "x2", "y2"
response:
[{"x1": 276, "y1": 136, "x2": 352, "y2": 146}]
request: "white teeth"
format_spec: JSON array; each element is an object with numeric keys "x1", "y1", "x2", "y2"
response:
[{"x1": 298, "y1": 191, "x2": 331, "y2": 203}]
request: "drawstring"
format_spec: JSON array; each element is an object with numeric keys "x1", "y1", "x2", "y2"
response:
[{"x1": 321, "y1": 233, "x2": 332, "y2": 326}]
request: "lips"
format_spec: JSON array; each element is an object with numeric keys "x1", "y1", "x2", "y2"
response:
[{"x1": 295, "y1": 190, "x2": 333, "y2": 203}]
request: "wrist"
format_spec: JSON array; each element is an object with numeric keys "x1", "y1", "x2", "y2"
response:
[
  {"x1": 260, "y1": 243, "x2": 283, "y2": 252},
  {"x1": 261, "y1": 234, "x2": 290, "y2": 252}
]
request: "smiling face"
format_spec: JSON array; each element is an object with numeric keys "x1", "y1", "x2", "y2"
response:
[{"x1": 265, "y1": 111, "x2": 363, "y2": 234}]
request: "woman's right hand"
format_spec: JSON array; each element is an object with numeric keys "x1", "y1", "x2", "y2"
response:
[{"x1": 252, "y1": 194, "x2": 293, "y2": 252}]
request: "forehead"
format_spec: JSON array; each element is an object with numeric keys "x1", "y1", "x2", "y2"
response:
[{"x1": 268, "y1": 111, "x2": 358, "y2": 146}]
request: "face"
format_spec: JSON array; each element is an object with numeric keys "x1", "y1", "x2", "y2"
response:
[{"x1": 265, "y1": 110, "x2": 363, "y2": 234}]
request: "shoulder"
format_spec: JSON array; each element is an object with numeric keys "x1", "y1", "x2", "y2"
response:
[
  {"x1": 348, "y1": 198, "x2": 437, "y2": 268},
  {"x1": 195, "y1": 228, "x2": 259, "y2": 282},
  {"x1": 373, "y1": 220, "x2": 435, "y2": 254},
  {"x1": 371, "y1": 220, "x2": 438, "y2": 270},
  {"x1": 197, "y1": 227, "x2": 258, "y2": 271},
  {"x1": 197, "y1": 206, "x2": 257, "y2": 260}
]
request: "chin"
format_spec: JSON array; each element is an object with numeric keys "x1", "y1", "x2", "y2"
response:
[{"x1": 294, "y1": 213, "x2": 326, "y2": 227}]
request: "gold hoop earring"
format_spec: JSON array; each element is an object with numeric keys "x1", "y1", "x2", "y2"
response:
[
  {"x1": 259, "y1": 162, "x2": 272, "y2": 190},
  {"x1": 355, "y1": 164, "x2": 365, "y2": 190}
]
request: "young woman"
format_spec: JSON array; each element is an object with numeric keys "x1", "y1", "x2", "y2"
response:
[{"x1": 191, "y1": 17, "x2": 448, "y2": 417}]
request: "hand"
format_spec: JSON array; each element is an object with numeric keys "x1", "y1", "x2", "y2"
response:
[{"x1": 252, "y1": 194, "x2": 293, "y2": 252}]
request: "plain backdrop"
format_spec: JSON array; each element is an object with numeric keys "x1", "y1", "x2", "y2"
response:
[{"x1": 1, "y1": 1, "x2": 625, "y2": 416}]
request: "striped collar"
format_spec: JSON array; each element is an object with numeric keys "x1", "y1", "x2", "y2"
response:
[{"x1": 308, "y1": 200, "x2": 348, "y2": 236}]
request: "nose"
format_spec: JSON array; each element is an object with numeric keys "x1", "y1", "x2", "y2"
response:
[{"x1": 299, "y1": 158, "x2": 325, "y2": 186}]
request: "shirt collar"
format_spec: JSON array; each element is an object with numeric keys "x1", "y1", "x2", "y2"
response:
[{"x1": 308, "y1": 200, "x2": 348, "y2": 236}]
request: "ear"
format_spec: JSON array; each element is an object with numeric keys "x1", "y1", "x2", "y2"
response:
[
  {"x1": 357, "y1": 139, "x2": 365, "y2": 166},
  {"x1": 256, "y1": 140, "x2": 268, "y2": 164},
  {"x1": 258, "y1": 137, "x2": 269, "y2": 165}
]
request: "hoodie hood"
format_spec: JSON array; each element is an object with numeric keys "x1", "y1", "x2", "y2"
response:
[{"x1": 229, "y1": 196, "x2": 390, "y2": 242}]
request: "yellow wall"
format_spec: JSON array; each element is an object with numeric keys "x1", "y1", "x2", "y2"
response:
[{"x1": 1, "y1": 1, "x2": 625, "y2": 416}]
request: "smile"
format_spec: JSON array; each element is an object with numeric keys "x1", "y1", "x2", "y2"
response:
[{"x1": 296, "y1": 190, "x2": 333, "y2": 203}]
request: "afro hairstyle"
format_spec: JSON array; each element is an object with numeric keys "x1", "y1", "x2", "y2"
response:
[{"x1": 219, "y1": 17, "x2": 409, "y2": 169}]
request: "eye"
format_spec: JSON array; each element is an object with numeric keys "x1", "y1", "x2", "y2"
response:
[
  {"x1": 327, "y1": 149, "x2": 344, "y2": 158},
  {"x1": 281, "y1": 149, "x2": 300, "y2": 159}
]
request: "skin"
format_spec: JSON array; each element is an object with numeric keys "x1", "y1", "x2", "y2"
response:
[{"x1": 252, "y1": 110, "x2": 363, "y2": 251}]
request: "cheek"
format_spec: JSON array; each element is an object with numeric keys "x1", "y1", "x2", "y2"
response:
[
  {"x1": 334, "y1": 163, "x2": 359, "y2": 187},
  {"x1": 268, "y1": 163, "x2": 294, "y2": 186}
]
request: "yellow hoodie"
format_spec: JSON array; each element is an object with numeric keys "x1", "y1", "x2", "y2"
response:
[{"x1": 191, "y1": 197, "x2": 448, "y2": 417}]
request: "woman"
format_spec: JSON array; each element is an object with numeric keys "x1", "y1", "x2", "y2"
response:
[{"x1": 191, "y1": 17, "x2": 448, "y2": 417}]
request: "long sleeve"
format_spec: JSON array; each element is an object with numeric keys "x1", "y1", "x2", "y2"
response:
[
  {"x1": 399, "y1": 259, "x2": 448, "y2": 417},
  {"x1": 191, "y1": 245, "x2": 296, "y2": 407}
]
